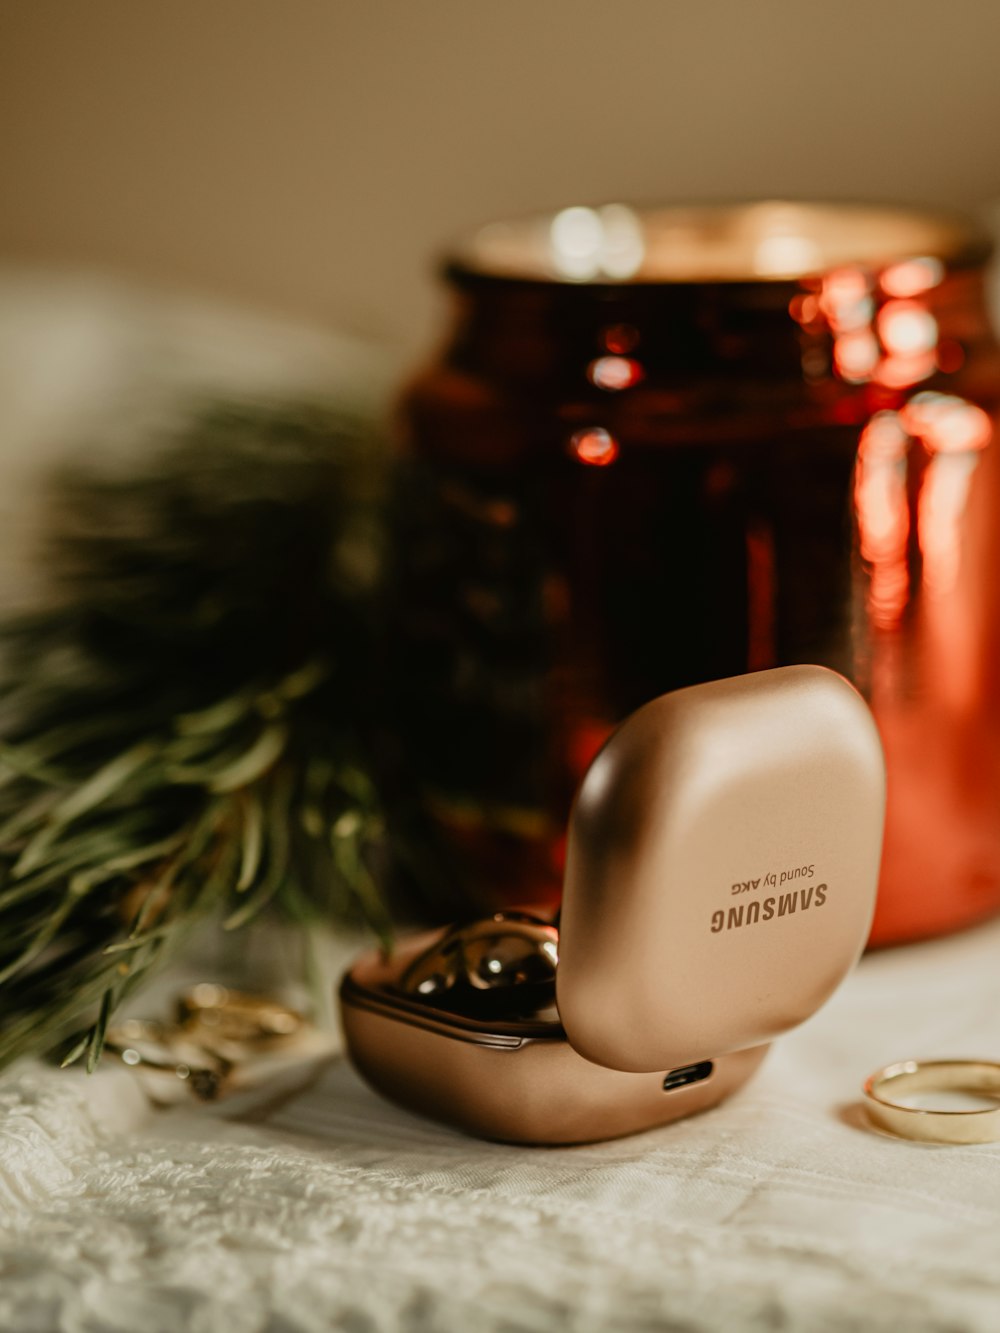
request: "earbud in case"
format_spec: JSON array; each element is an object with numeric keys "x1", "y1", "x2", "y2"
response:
[{"x1": 340, "y1": 666, "x2": 885, "y2": 1144}]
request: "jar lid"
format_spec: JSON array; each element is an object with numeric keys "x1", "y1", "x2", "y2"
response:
[
  {"x1": 448, "y1": 201, "x2": 989, "y2": 286},
  {"x1": 557, "y1": 665, "x2": 885, "y2": 1072}
]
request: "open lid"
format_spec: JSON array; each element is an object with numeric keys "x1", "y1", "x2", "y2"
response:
[{"x1": 556, "y1": 666, "x2": 885, "y2": 1073}]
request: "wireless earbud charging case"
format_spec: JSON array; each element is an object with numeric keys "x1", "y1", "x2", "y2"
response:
[{"x1": 340, "y1": 666, "x2": 886, "y2": 1144}]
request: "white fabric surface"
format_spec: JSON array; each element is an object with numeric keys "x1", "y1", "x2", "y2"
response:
[{"x1": 3, "y1": 918, "x2": 1000, "y2": 1333}]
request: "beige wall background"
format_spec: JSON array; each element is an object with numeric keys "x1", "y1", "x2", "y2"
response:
[{"x1": 2, "y1": 0, "x2": 1000, "y2": 360}]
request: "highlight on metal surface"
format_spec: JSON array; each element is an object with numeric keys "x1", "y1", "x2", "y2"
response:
[{"x1": 399, "y1": 911, "x2": 559, "y2": 1020}]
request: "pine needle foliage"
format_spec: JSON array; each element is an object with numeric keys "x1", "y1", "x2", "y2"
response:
[{"x1": 0, "y1": 402, "x2": 400, "y2": 1071}]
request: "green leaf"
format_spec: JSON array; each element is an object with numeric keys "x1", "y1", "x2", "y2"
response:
[
  {"x1": 332, "y1": 833, "x2": 394, "y2": 955},
  {"x1": 60, "y1": 1034, "x2": 90, "y2": 1068},
  {"x1": 166, "y1": 724, "x2": 288, "y2": 794},
  {"x1": 223, "y1": 770, "x2": 292, "y2": 930},
  {"x1": 208, "y1": 724, "x2": 288, "y2": 794},
  {"x1": 0, "y1": 787, "x2": 59, "y2": 846},
  {"x1": 175, "y1": 687, "x2": 255, "y2": 737},
  {"x1": 236, "y1": 790, "x2": 264, "y2": 891},
  {"x1": 0, "y1": 741, "x2": 71, "y2": 788},
  {"x1": 12, "y1": 741, "x2": 157, "y2": 878},
  {"x1": 272, "y1": 658, "x2": 329, "y2": 703},
  {"x1": 0, "y1": 873, "x2": 91, "y2": 986},
  {"x1": 85, "y1": 830, "x2": 189, "y2": 890},
  {"x1": 102, "y1": 923, "x2": 180, "y2": 954},
  {"x1": 85, "y1": 989, "x2": 114, "y2": 1074}
]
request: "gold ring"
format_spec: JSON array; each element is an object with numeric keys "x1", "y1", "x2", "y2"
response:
[
  {"x1": 176, "y1": 984, "x2": 303, "y2": 1044},
  {"x1": 863, "y1": 1059, "x2": 1000, "y2": 1144},
  {"x1": 104, "y1": 1020, "x2": 232, "y2": 1101}
]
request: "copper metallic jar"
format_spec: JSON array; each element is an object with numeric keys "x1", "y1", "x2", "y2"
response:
[{"x1": 390, "y1": 201, "x2": 1000, "y2": 947}]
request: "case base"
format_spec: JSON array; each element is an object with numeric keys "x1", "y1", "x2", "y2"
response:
[{"x1": 340, "y1": 937, "x2": 769, "y2": 1146}]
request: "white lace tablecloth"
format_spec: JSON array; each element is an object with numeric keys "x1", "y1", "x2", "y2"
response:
[{"x1": 4, "y1": 917, "x2": 1000, "y2": 1333}]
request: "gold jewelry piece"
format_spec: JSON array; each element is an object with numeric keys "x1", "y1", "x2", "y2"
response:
[
  {"x1": 175, "y1": 984, "x2": 303, "y2": 1044},
  {"x1": 104, "y1": 1019, "x2": 232, "y2": 1100},
  {"x1": 863, "y1": 1059, "x2": 1000, "y2": 1144},
  {"x1": 102, "y1": 988, "x2": 333, "y2": 1105}
]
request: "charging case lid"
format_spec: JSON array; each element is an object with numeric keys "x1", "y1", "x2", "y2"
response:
[{"x1": 556, "y1": 666, "x2": 885, "y2": 1073}]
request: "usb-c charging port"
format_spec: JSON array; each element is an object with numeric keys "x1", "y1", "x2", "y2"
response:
[{"x1": 662, "y1": 1061, "x2": 713, "y2": 1092}]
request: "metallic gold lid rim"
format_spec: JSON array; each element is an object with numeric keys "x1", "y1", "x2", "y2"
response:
[{"x1": 445, "y1": 199, "x2": 992, "y2": 289}]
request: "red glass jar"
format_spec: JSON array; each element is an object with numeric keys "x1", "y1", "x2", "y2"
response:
[{"x1": 390, "y1": 202, "x2": 1000, "y2": 946}]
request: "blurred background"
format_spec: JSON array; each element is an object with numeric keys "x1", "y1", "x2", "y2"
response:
[
  {"x1": 5, "y1": 0, "x2": 1000, "y2": 1071},
  {"x1": 3, "y1": 0, "x2": 1000, "y2": 358}
]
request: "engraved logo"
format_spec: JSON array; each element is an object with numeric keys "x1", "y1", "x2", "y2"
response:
[{"x1": 711, "y1": 883, "x2": 828, "y2": 933}]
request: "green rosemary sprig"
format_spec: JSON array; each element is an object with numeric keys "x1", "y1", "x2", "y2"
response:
[
  {"x1": 0, "y1": 661, "x2": 390, "y2": 1072},
  {"x1": 0, "y1": 400, "x2": 405, "y2": 1070}
]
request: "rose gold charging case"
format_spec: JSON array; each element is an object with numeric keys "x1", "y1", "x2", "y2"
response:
[{"x1": 340, "y1": 666, "x2": 886, "y2": 1144}]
